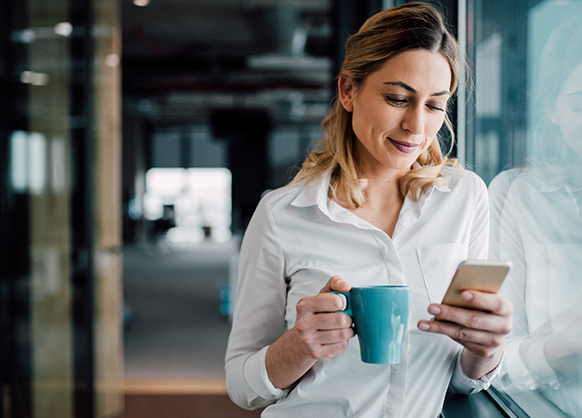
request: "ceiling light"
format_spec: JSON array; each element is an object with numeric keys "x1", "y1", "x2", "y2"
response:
[
  {"x1": 20, "y1": 71, "x2": 50, "y2": 86},
  {"x1": 133, "y1": 0, "x2": 150, "y2": 6},
  {"x1": 53, "y1": 22, "x2": 73, "y2": 37},
  {"x1": 15, "y1": 29, "x2": 35, "y2": 43},
  {"x1": 30, "y1": 73, "x2": 50, "y2": 86},
  {"x1": 105, "y1": 54, "x2": 120, "y2": 67},
  {"x1": 20, "y1": 71, "x2": 33, "y2": 83}
]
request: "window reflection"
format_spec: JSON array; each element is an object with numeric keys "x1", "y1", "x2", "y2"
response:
[
  {"x1": 487, "y1": 3, "x2": 582, "y2": 417},
  {"x1": 9, "y1": 130, "x2": 54, "y2": 195},
  {"x1": 9, "y1": 130, "x2": 29, "y2": 192}
]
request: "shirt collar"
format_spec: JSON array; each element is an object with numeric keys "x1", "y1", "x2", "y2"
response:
[
  {"x1": 539, "y1": 180, "x2": 582, "y2": 193},
  {"x1": 411, "y1": 162, "x2": 451, "y2": 198},
  {"x1": 290, "y1": 171, "x2": 331, "y2": 209},
  {"x1": 290, "y1": 168, "x2": 452, "y2": 224},
  {"x1": 528, "y1": 167, "x2": 582, "y2": 193},
  {"x1": 395, "y1": 177, "x2": 450, "y2": 234}
]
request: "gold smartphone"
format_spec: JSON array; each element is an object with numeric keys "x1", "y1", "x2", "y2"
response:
[{"x1": 441, "y1": 260, "x2": 512, "y2": 309}]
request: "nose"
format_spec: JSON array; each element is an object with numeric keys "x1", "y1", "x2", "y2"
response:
[{"x1": 401, "y1": 105, "x2": 425, "y2": 135}]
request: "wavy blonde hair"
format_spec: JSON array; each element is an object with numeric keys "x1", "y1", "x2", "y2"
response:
[{"x1": 292, "y1": 2, "x2": 462, "y2": 207}]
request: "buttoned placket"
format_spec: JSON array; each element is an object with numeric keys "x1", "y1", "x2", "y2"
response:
[
  {"x1": 323, "y1": 190, "x2": 432, "y2": 418},
  {"x1": 299, "y1": 176, "x2": 452, "y2": 418}
]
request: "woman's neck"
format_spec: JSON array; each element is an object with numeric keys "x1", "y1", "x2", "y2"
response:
[{"x1": 350, "y1": 174, "x2": 406, "y2": 237}]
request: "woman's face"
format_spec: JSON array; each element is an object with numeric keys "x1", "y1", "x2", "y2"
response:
[
  {"x1": 339, "y1": 49, "x2": 452, "y2": 177},
  {"x1": 552, "y1": 62, "x2": 582, "y2": 158}
]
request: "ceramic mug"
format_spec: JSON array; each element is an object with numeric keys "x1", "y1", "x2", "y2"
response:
[{"x1": 332, "y1": 285, "x2": 412, "y2": 364}]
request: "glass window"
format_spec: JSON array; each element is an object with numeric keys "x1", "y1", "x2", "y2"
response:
[{"x1": 466, "y1": 1, "x2": 582, "y2": 417}]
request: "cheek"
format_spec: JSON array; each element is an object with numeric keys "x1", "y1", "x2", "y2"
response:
[
  {"x1": 560, "y1": 123, "x2": 582, "y2": 155},
  {"x1": 352, "y1": 104, "x2": 384, "y2": 136},
  {"x1": 555, "y1": 109, "x2": 582, "y2": 146}
]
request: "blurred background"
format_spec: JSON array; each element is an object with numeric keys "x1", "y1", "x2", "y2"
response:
[{"x1": 1, "y1": 0, "x2": 580, "y2": 417}]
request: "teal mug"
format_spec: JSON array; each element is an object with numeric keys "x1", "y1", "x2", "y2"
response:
[{"x1": 332, "y1": 285, "x2": 412, "y2": 364}]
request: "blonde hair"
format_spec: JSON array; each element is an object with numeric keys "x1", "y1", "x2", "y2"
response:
[{"x1": 292, "y1": 2, "x2": 462, "y2": 207}]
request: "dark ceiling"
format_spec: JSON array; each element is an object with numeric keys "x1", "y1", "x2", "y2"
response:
[{"x1": 122, "y1": 0, "x2": 334, "y2": 125}]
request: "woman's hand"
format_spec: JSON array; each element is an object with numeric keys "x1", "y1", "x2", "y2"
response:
[
  {"x1": 266, "y1": 276, "x2": 355, "y2": 389},
  {"x1": 417, "y1": 290, "x2": 513, "y2": 379},
  {"x1": 295, "y1": 276, "x2": 355, "y2": 360}
]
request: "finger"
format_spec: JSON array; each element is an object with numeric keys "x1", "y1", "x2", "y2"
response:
[
  {"x1": 299, "y1": 327, "x2": 356, "y2": 348},
  {"x1": 428, "y1": 304, "x2": 512, "y2": 334},
  {"x1": 297, "y1": 293, "x2": 346, "y2": 316},
  {"x1": 319, "y1": 276, "x2": 351, "y2": 294},
  {"x1": 296, "y1": 311, "x2": 353, "y2": 332},
  {"x1": 456, "y1": 291, "x2": 513, "y2": 317},
  {"x1": 418, "y1": 319, "x2": 506, "y2": 349},
  {"x1": 303, "y1": 339, "x2": 352, "y2": 360},
  {"x1": 297, "y1": 276, "x2": 351, "y2": 318}
]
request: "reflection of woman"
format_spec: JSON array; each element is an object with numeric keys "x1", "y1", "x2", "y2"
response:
[
  {"x1": 226, "y1": 4, "x2": 512, "y2": 417},
  {"x1": 489, "y1": 18, "x2": 582, "y2": 418}
]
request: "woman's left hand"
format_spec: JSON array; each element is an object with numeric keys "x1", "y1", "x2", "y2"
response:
[{"x1": 417, "y1": 290, "x2": 513, "y2": 379}]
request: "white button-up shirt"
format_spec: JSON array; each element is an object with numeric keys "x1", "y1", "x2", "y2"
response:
[
  {"x1": 489, "y1": 167, "x2": 582, "y2": 418},
  {"x1": 226, "y1": 166, "x2": 498, "y2": 418}
]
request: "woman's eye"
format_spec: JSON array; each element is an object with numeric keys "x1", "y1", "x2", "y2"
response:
[
  {"x1": 385, "y1": 96, "x2": 407, "y2": 105},
  {"x1": 427, "y1": 103, "x2": 445, "y2": 112}
]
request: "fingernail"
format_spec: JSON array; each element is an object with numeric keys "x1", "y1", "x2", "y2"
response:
[
  {"x1": 428, "y1": 305, "x2": 441, "y2": 315},
  {"x1": 419, "y1": 323, "x2": 430, "y2": 331},
  {"x1": 338, "y1": 294, "x2": 348, "y2": 311},
  {"x1": 462, "y1": 291, "x2": 473, "y2": 301}
]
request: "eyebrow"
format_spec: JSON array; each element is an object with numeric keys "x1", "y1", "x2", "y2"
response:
[{"x1": 384, "y1": 81, "x2": 451, "y2": 97}]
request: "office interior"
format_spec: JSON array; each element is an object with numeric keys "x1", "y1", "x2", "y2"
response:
[{"x1": 1, "y1": 0, "x2": 580, "y2": 417}]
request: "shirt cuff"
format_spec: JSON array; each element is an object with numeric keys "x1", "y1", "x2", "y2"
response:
[
  {"x1": 243, "y1": 345, "x2": 289, "y2": 400},
  {"x1": 522, "y1": 335, "x2": 561, "y2": 390},
  {"x1": 450, "y1": 349, "x2": 503, "y2": 395}
]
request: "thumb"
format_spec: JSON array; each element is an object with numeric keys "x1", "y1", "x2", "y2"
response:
[{"x1": 319, "y1": 275, "x2": 351, "y2": 294}]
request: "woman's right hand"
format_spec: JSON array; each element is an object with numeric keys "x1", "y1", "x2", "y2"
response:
[
  {"x1": 295, "y1": 276, "x2": 355, "y2": 360},
  {"x1": 265, "y1": 276, "x2": 354, "y2": 389}
]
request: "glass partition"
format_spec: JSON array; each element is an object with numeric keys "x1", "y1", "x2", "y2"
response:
[
  {"x1": 1, "y1": 0, "x2": 123, "y2": 416},
  {"x1": 466, "y1": 1, "x2": 582, "y2": 417}
]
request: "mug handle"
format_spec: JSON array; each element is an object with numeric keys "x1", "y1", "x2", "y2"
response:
[{"x1": 330, "y1": 291, "x2": 352, "y2": 316}]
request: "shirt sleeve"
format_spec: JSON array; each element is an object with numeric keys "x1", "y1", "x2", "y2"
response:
[
  {"x1": 225, "y1": 194, "x2": 290, "y2": 410},
  {"x1": 491, "y1": 177, "x2": 562, "y2": 391},
  {"x1": 450, "y1": 349, "x2": 503, "y2": 395}
]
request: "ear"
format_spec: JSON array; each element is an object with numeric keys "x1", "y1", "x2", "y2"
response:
[{"x1": 338, "y1": 75, "x2": 356, "y2": 112}]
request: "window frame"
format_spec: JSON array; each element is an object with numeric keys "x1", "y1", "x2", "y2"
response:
[{"x1": 453, "y1": 0, "x2": 580, "y2": 417}]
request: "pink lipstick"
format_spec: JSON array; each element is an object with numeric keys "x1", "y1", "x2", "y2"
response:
[{"x1": 388, "y1": 138, "x2": 419, "y2": 154}]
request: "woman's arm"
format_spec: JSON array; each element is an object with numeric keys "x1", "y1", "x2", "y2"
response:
[
  {"x1": 266, "y1": 276, "x2": 354, "y2": 389},
  {"x1": 225, "y1": 196, "x2": 354, "y2": 409},
  {"x1": 417, "y1": 172, "x2": 512, "y2": 381},
  {"x1": 225, "y1": 197, "x2": 291, "y2": 409}
]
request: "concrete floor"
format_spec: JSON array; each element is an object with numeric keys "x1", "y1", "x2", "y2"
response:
[
  {"x1": 123, "y1": 239, "x2": 238, "y2": 381},
  {"x1": 121, "y1": 238, "x2": 269, "y2": 417}
]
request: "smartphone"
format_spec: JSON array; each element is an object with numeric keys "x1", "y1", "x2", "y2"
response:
[{"x1": 441, "y1": 260, "x2": 512, "y2": 309}]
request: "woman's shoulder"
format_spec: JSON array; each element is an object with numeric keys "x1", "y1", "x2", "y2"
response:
[
  {"x1": 256, "y1": 178, "x2": 314, "y2": 211},
  {"x1": 440, "y1": 165, "x2": 487, "y2": 194}
]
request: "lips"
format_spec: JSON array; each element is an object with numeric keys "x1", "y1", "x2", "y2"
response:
[{"x1": 388, "y1": 138, "x2": 420, "y2": 154}]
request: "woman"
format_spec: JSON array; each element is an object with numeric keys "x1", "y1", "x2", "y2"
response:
[
  {"x1": 489, "y1": 16, "x2": 582, "y2": 417},
  {"x1": 226, "y1": 3, "x2": 512, "y2": 417}
]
